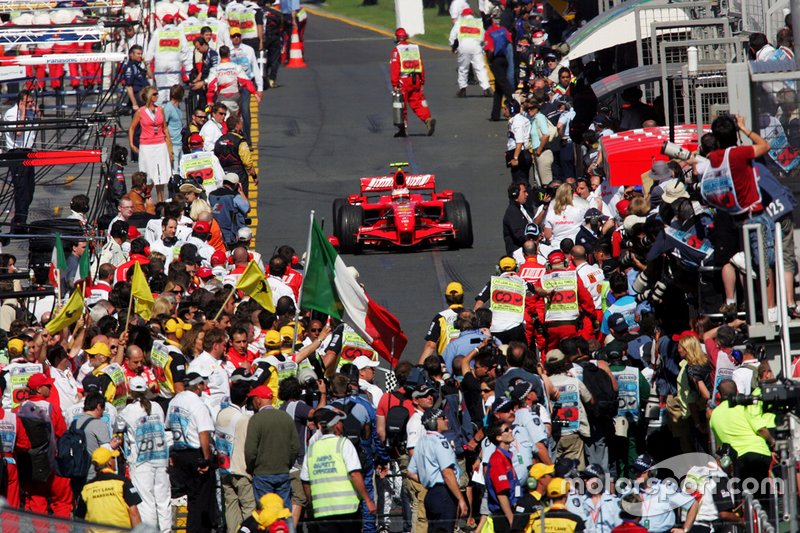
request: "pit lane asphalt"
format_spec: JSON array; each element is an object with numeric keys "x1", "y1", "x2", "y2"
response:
[{"x1": 256, "y1": 11, "x2": 511, "y2": 363}]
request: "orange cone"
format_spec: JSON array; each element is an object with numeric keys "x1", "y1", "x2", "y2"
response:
[{"x1": 286, "y1": 25, "x2": 307, "y2": 68}]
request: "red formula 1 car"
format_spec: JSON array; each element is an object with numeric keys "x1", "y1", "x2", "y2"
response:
[{"x1": 332, "y1": 163, "x2": 473, "y2": 254}]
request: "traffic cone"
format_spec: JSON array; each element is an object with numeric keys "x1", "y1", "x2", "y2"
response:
[{"x1": 286, "y1": 26, "x2": 307, "y2": 68}]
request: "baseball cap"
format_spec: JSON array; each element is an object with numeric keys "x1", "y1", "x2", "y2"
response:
[
  {"x1": 623, "y1": 215, "x2": 648, "y2": 233},
  {"x1": 223, "y1": 172, "x2": 240, "y2": 184},
  {"x1": 671, "y1": 330, "x2": 699, "y2": 342},
  {"x1": 545, "y1": 349, "x2": 565, "y2": 364},
  {"x1": 194, "y1": 220, "x2": 211, "y2": 233},
  {"x1": 92, "y1": 447, "x2": 120, "y2": 465},
  {"x1": 353, "y1": 356, "x2": 379, "y2": 370},
  {"x1": 28, "y1": 373, "x2": 54, "y2": 389},
  {"x1": 547, "y1": 477, "x2": 570, "y2": 497},
  {"x1": 662, "y1": 181, "x2": 690, "y2": 204},
  {"x1": 128, "y1": 225, "x2": 141, "y2": 240},
  {"x1": 315, "y1": 406, "x2": 347, "y2": 428},
  {"x1": 499, "y1": 257, "x2": 517, "y2": 272},
  {"x1": 529, "y1": 463, "x2": 555, "y2": 479},
  {"x1": 188, "y1": 133, "x2": 204, "y2": 147},
  {"x1": 208, "y1": 5, "x2": 218, "y2": 15},
  {"x1": 583, "y1": 208, "x2": 605, "y2": 221},
  {"x1": 278, "y1": 326, "x2": 295, "y2": 341},
  {"x1": 197, "y1": 266, "x2": 214, "y2": 280},
  {"x1": 230, "y1": 27, "x2": 242, "y2": 36},
  {"x1": 547, "y1": 250, "x2": 566, "y2": 265},
  {"x1": 615, "y1": 199, "x2": 631, "y2": 217},
  {"x1": 421, "y1": 408, "x2": 445, "y2": 427},
  {"x1": 554, "y1": 457, "x2": 579, "y2": 477},
  {"x1": 185, "y1": 372, "x2": 208, "y2": 387},
  {"x1": 180, "y1": 182, "x2": 203, "y2": 194},
  {"x1": 593, "y1": 114, "x2": 610, "y2": 127},
  {"x1": 411, "y1": 386, "x2": 436, "y2": 399},
  {"x1": 445, "y1": 282, "x2": 464, "y2": 296},
  {"x1": 8, "y1": 338, "x2": 24, "y2": 354},
  {"x1": 632, "y1": 453, "x2": 655, "y2": 473},
  {"x1": 237, "y1": 227, "x2": 253, "y2": 241},
  {"x1": 265, "y1": 330, "x2": 282, "y2": 347},
  {"x1": 607, "y1": 313, "x2": 628, "y2": 334},
  {"x1": 165, "y1": 318, "x2": 192, "y2": 335},
  {"x1": 85, "y1": 342, "x2": 111, "y2": 358},
  {"x1": 524, "y1": 223, "x2": 541, "y2": 238},
  {"x1": 602, "y1": 339, "x2": 626, "y2": 360},
  {"x1": 248, "y1": 385, "x2": 274, "y2": 399},
  {"x1": 161, "y1": 13, "x2": 175, "y2": 24},
  {"x1": 462, "y1": 7, "x2": 473, "y2": 15},
  {"x1": 187, "y1": 3, "x2": 201, "y2": 15},
  {"x1": 128, "y1": 376, "x2": 148, "y2": 393},
  {"x1": 211, "y1": 250, "x2": 228, "y2": 266}
]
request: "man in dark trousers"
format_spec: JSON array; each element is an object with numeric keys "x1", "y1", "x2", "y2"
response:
[
  {"x1": 214, "y1": 115, "x2": 257, "y2": 195},
  {"x1": 4, "y1": 90, "x2": 37, "y2": 236},
  {"x1": 503, "y1": 182, "x2": 535, "y2": 255}
]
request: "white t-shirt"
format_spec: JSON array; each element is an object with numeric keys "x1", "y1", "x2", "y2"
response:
[
  {"x1": 300, "y1": 434, "x2": 361, "y2": 481},
  {"x1": 50, "y1": 366, "x2": 79, "y2": 417},
  {"x1": 119, "y1": 400, "x2": 171, "y2": 465},
  {"x1": 406, "y1": 410, "x2": 424, "y2": 449},
  {"x1": 575, "y1": 261, "x2": 605, "y2": 309},
  {"x1": 167, "y1": 390, "x2": 215, "y2": 450},
  {"x1": 544, "y1": 197, "x2": 590, "y2": 248},
  {"x1": 188, "y1": 352, "x2": 231, "y2": 419}
]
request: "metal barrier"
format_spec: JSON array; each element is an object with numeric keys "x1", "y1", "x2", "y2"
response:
[{"x1": 744, "y1": 492, "x2": 777, "y2": 533}]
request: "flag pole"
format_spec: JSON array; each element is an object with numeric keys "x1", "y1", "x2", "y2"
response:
[
  {"x1": 55, "y1": 270, "x2": 62, "y2": 311},
  {"x1": 292, "y1": 210, "x2": 315, "y2": 349},
  {"x1": 125, "y1": 289, "x2": 135, "y2": 330},
  {"x1": 213, "y1": 285, "x2": 237, "y2": 322}
]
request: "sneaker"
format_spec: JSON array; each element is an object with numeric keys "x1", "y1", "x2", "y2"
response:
[
  {"x1": 394, "y1": 128, "x2": 407, "y2": 138},
  {"x1": 789, "y1": 305, "x2": 800, "y2": 320},
  {"x1": 457, "y1": 88, "x2": 467, "y2": 98},
  {"x1": 483, "y1": 88, "x2": 494, "y2": 97},
  {"x1": 426, "y1": 118, "x2": 436, "y2": 136}
]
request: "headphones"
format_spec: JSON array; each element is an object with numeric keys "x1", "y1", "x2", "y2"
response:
[
  {"x1": 527, "y1": 477, "x2": 538, "y2": 490},
  {"x1": 509, "y1": 183, "x2": 523, "y2": 201},
  {"x1": 545, "y1": 251, "x2": 569, "y2": 270},
  {"x1": 165, "y1": 318, "x2": 186, "y2": 339}
]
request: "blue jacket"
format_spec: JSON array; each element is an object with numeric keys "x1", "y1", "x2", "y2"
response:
[{"x1": 209, "y1": 186, "x2": 249, "y2": 245}]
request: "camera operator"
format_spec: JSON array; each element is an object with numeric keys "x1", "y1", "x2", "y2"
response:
[{"x1": 709, "y1": 380, "x2": 775, "y2": 495}]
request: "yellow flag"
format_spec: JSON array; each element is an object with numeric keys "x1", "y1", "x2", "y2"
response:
[
  {"x1": 235, "y1": 261, "x2": 276, "y2": 312},
  {"x1": 131, "y1": 262, "x2": 155, "y2": 320},
  {"x1": 46, "y1": 289, "x2": 85, "y2": 335}
]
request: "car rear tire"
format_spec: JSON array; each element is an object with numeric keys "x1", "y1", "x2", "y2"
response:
[
  {"x1": 337, "y1": 204, "x2": 364, "y2": 254},
  {"x1": 332, "y1": 198, "x2": 347, "y2": 230},
  {"x1": 445, "y1": 193, "x2": 474, "y2": 249}
]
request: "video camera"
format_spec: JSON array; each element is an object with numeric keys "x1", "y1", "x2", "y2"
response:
[{"x1": 728, "y1": 379, "x2": 800, "y2": 413}]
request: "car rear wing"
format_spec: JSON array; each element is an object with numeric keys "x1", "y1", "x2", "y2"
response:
[{"x1": 359, "y1": 174, "x2": 436, "y2": 193}]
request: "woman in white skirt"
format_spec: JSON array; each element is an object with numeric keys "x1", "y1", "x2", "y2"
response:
[{"x1": 128, "y1": 85, "x2": 173, "y2": 203}]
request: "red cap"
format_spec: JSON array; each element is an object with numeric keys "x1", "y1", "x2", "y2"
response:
[
  {"x1": 615, "y1": 199, "x2": 631, "y2": 217},
  {"x1": 208, "y1": 5, "x2": 218, "y2": 15},
  {"x1": 547, "y1": 250, "x2": 567, "y2": 265},
  {"x1": 672, "y1": 330, "x2": 700, "y2": 342},
  {"x1": 128, "y1": 225, "x2": 141, "y2": 239},
  {"x1": 161, "y1": 13, "x2": 175, "y2": 24},
  {"x1": 187, "y1": 4, "x2": 201, "y2": 15},
  {"x1": 211, "y1": 251, "x2": 228, "y2": 266},
  {"x1": 247, "y1": 385, "x2": 273, "y2": 400},
  {"x1": 28, "y1": 373, "x2": 54, "y2": 389},
  {"x1": 462, "y1": 7, "x2": 473, "y2": 15},
  {"x1": 194, "y1": 220, "x2": 211, "y2": 233},
  {"x1": 197, "y1": 266, "x2": 214, "y2": 279},
  {"x1": 188, "y1": 133, "x2": 204, "y2": 147}
]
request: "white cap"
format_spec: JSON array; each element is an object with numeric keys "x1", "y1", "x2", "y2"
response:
[
  {"x1": 352, "y1": 355, "x2": 379, "y2": 370},
  {"x1": 224, "y1": 172, "x2": 240, "y2": 184},
  {"x1": 128, "y1": 376, "x2": 148, "y2": 392},
  {"x1": 623, "y1": 215, "x2": 647, "y2": 233},
  {"x1": 237, "y1": 227, "x2": 253, "y2": 241}
]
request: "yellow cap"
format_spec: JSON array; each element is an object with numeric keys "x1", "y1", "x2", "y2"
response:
[
  {"x1": 252, "y1": 493, "x2": 291, "y2": 528},
  {"x1": 529, "y1": 463, "x2": 555, "y2": 480},
  {"x1": 7, "y1": 339, "x2": 24, "y2": 355},
  {"x1": 499, "y1": 257, "x2": 517, "y2": 272},
  {"x1": 445, "y1": 282, "x2": 464, "y2": 296},
  {"x1": 265, "y1": 330, "x2": 281, "y2": 347},
  {"x1": 165, "y1": 317, "x2": 192, "y2": 334},
  {"x1": 279, "y1": 326, "x2": 295, "y2": 340},
  {"x1": 91, "y1": 447, "x2": 120, "y2": 465},
  {"x1": 230, "y1": 26, "x2": 242, "y2": 36},
  {"x1": 85, "y1": 342, "x2": 111, "y2": 358},
  {"x1": 547, "y1": 477, "x2": 569, "y2": 498}
]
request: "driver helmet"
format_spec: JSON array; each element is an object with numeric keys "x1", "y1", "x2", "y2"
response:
[{"x1": 392, "y1": 187, "x2": 411, "y2": 202}]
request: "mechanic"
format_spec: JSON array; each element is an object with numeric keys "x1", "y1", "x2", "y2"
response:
[
  {"x1": 206, "y1": 43, "x2": 261, "y2": 116},
  {"x1": 390, "y1": 28, "x2": 436, "y2": 138},
  {"x1": 229, "y1": 24, "x2": 263, "y2": 140},
  {"x1": 532, "y1": 250, "x2": 596, "y2": 351},
  {"x1": 474, "y1": 257, "x2": 528, "y2": 344},
  {"x1": 449, "y1": 8, "x2": 491, "y2": 98},
  {"x1": 503, "y1": 182, "x2": 535, "y2": 255},
  {"x1": 419, "y1": 281, "x2": 467, "y2": 362},
  {"x1": 145, "y1": 14, "x2": 189, "y2": 104}
]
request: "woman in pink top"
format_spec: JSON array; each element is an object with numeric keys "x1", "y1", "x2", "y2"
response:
[{"x1": 128, "y1": 86, "x2": 173, "y2": 202}]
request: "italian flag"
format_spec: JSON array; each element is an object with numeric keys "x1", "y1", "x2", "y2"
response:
[
  {"x1": 301, "y1": 219, "x2": 407, "y2": 366},
  {"x1": 48, "y1": 233, "x2": 67, "y2": 288}
]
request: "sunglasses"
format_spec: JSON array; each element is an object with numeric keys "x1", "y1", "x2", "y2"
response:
[
  {"x1": 310, "y1": 328, "x2": 322, "y2": 332},
  {"x1": 195, "y1": 114, "x2": 207, "y2": 119},
  {"x1": 480, "y1": 388, "x2": 492, "y2": 393},
  {"x1": 501, "y1": 427, "x2": 512, "y2": 433}
]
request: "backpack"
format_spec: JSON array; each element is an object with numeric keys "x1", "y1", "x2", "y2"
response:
[
  {"x1": 385, "y1": 391, "x2": 410, "y2": 456},
  {"x1": 56, "y1": 418, "x2": 94, "y2": 479},
  {"x1": 578, "y1": 362, "x2": 618, "y2": 428},
  {"x1": 440, "y1": 390, "x2": 473, "y2": 457},
  {"x1": 341, "y1": 402, "x2": 364, "y2": 449}
]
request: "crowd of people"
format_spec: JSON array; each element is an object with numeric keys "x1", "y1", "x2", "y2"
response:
[{"x1": 0, "y1": 0, "x2": 797, "y2": 533}]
